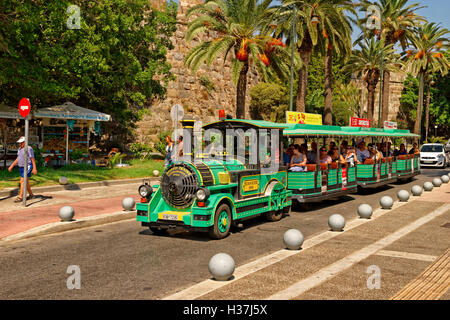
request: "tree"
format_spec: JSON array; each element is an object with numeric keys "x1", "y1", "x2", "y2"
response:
[
  {"x1": 342, "y1": 38, "x2": 398, "y2": 125},
  {"x1": 184, "y1": 0, "x2": 289, "y2": 119},
  {"x1": 0, "y1": 0, "x2": 177, "y2": 141},
  {"x1": 358, "y1": 0, "x2": 425, "y2": 124},
  {"x1": 316, "y1": 1, "x2": 354, "y2": 125},
  {"x1": 249, "y1": 82, "x2": 289, "y2": 123},
  {"x1": 272, "y1": 0, "x2": 325, "y2": 113},
  {"x1": 332, "y1": 80, "x2": 363, "y2": 125},
  {"x1": 403, "y1": 22, "x2": 449, "y2": 138}
]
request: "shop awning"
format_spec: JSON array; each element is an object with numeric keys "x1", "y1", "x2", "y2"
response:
[
  {"x1": 0, "y1": 104, "x2": 21, "y2": 119},
  {"x1": 35, "y1": 102, "x2": 111, "y2": 121}
]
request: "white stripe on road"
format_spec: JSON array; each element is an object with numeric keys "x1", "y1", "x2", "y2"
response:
[
  {"x1": 162, "y1": 201, "x2": 409, "y2": 300},
  {"x1": 375, "y1": 250, "x2": 437, "y2": 262},
  {"x1": 267, "y1": 204, "x2": 450, "y2": 300}
]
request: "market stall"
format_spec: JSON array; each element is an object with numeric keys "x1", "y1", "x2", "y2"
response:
[{"x1": 35, "y1": 102, "x2": 111, "y2": 166}]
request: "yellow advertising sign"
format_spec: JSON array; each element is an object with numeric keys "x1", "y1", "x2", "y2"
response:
[
  {"x1": 286, "y1": 111, "x2": 322, "y2": 125},
  {"x1": 242, "y1": 179, "x2": 260, "y2": 192}
]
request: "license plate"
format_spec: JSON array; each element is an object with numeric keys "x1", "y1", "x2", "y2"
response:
[
  {"x1": 163, "y1": 214, "x2": 178, "y2": 221},
  {"x1": 423, "y1": 161, "x2": 433, "y2": 164}
]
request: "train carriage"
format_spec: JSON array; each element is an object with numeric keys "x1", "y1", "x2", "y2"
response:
[
  {"x1": 283, "y1": 124, "x2": 358, "y2": 203},
  {"x1": 136, "y1": 117, "x2": 292, "y2": 239},
  {"x1": 340, "y1": 127, "x2": 421, "y2": 187}
]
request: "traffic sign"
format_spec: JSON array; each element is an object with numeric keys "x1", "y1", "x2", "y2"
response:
[{"x1": 18, "y1": 98, "x2": 31, "y2": 118}]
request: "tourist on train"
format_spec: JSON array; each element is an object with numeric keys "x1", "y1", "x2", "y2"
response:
[
  {"x1": 345, "y1": 146, "x2": 356, "y2": 167},
  {"x1": 289, "y1": 144, "x2": 307, "y2": 172},
  {"x1": 307, "y1": 141, "x2": 318, "y2": 164},
  {"x1": 356, "y1": 141, "x2": 370, "y2": 163},
  {"x1": 367, "y1": 144, "x2": 383, "y2": 161},
  {"x1": 330, "y1": 147, "x2": 345, "y2": 163},
  {"x1": 394, "y1": 143, "x2": 407, "y2": 156},
  {"x1": 283, "y1": 145, "x2": 294, "y2": 167},
  {"x1": 409, "y1": 142, "x2": 420, "y2": 155},
  {"x1": 319, "y1": 147, "x2": 332, "y2": 164},
  {"x1": 328, "y1": 141, "x2": 336, "y2": 156},
  {"x1": 340, "y1": 140, "x2": 348, "y2": 156}
]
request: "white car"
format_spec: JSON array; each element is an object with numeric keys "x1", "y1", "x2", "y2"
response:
[{"x1": 420, "y1": 143, "x2": 450, "y2": 168}]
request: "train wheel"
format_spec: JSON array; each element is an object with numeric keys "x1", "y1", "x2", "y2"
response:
[
  {"x1": 209, "y1": 203, "x2": 231, "y2": 239},
  {"x1": 264, "y1": 209, "x2": 283, "y2": 222},
  {"x1": 149, "y1": 226, "x2": 168, "y2": 235}
]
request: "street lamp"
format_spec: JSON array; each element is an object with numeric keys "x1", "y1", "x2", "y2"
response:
[{"x1": 435, "y1": 125, "x2": 438, "y2": 137}]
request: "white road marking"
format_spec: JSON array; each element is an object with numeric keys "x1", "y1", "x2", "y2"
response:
[
  {"x1": 267, "y1": 204, "x2": 450, "y2": 300},
  {"x1": 162, "y1": 201, "x2": 409, "y2": 300},
  {"x1": 375, "y1": 250, "x2": 437, "y2": 262}
]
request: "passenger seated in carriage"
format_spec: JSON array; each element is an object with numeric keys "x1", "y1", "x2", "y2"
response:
[
  {"x1": 289, "y1": 144, "x2": 307, "y2": 172},
  {"x1": 330, "y1": 146, "x2": 345, "y2": 164},
  {"x1": 319, "y1": 147, "x2": 332, "y2": 164}
]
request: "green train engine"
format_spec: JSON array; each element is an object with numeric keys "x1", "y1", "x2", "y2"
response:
[{"x1": 136, "y1": 118, "x2": 292, "y2": 239}]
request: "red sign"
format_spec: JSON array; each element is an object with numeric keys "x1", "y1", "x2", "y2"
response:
[
  {"x1": 350, "y1": 117, "x2": 371, "y2": 128},
  {"x1": 18, "y1": 98, "x2": 31, "y2": 118},
  {"x1": 383, "y1": 121, "x2": 398, "y2": 129}
]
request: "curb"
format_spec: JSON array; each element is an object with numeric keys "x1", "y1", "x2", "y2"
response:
[
  {"x1": 0, "y1": 210, "x2": 137, "y2": 243},
  {"x1": 0, "y1": 176, "x2": 160, "y2": 198}
]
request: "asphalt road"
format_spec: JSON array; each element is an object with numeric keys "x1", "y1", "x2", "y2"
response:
[{"x1": 0, "y1": 168, "x2": 448, "y2": 300}]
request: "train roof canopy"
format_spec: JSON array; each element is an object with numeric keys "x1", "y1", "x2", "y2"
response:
[
  {"x1": 284, "y1": 124, "x2": 419, "y2": 138},
  {"x1": 203, "y1": 119, "x2": 289, "y2": 130}
]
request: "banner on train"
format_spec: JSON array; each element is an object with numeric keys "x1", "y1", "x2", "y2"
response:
[
  {"x1": 349, "y1": 117, "x2": 371, "y2": 128},
  {"x1": 286, "y1": 111, "x2": 322, "y2": 125},
  {"x1": 384, "y1": 121, "x2": 398, "y2": 129}
]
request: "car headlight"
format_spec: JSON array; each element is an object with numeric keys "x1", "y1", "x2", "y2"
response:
[
  {"x1": 196, "y1": 188, "x2": 210, "y2": 201},
  {"x1": 139, "y1": 184, "x2": 153, "y2": 198}
]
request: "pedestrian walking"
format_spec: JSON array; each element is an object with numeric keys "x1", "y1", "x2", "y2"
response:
[{"x1": 8, "y1": 136, "x2": 37, "y2": 202}]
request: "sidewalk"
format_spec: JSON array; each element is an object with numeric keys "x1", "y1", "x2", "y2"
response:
[{"x1": 0, "y1": 179, "x2": 159, "y2": 241}]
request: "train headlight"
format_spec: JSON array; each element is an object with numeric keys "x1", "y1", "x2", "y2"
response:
[
  {"x1": 196, "y1": 188, "x2": 210, "y2": 201},
  {"x1": 139, "y1": 184, "x2": 153, "y2": 198}
]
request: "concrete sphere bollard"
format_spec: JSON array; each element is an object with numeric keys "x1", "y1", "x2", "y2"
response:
[
  {"x1": 441, "y1": 175, "x2": 449, "y2": 184},
  {"x1": 380, "y1": 196, "x2": 394, "y2": 209},
  {"x1": 328, "y1": 214, "x2": 346, "y2": 231},
  {"x1": 153, "y1": 170, "x2": 159, "y2": 177},
  {"x1": 432, "y1": 178, "x2": 442, "y2": 187},
  {"x1": 397, "y1": 190, "x2": 410, "y2": 202},
  {"x1": 357, "y1": 204, "x2": 373, "y2": 219},
  {"x1": 59, "y1": 206, "x2": 75, "y2": 221},
  {"x1": 208, "y1": 253, "x2": 235, "y2": 281},
  {"x1": 122, "y1": 197, "x2": 135, "y2": 211},
  {"x1": 59, "y1": 176, "x2": 68, "y2": 185},
  {"x1": 423, "y1": 182, "x2": 434, "y2": 191},
  {"x1": 411, "y1": 185, "x2": 423, "y2": 196},
  {"x1": 283, "y1": 229, "x2": 304, "y2": 250}
]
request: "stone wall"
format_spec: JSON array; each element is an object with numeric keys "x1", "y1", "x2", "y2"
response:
[{"x1": 137, "y1": 0, "x2": 258, "y2": 145}]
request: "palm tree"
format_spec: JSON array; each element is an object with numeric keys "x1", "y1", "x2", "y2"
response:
[
  {"x1": 184, "y1": 0, "x2": 288, "y2": 119},
  {"x1": 358, "y1": 0, "x2": 425, "y2": 124},
  {"x1": 317, "y1": 1, "x2": 354, "y2": 125},
  {"x1": 271, "y1": 0, "x2": 326, "y2": 113},
  {"x1": 403, "y1": 22, "x2": 449, "y2": 138},
  {"x1": 342, "y1": 38, "x2": 398, "y2": 124}
]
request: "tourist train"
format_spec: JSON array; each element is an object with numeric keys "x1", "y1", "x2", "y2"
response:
[{"x1": 136, "y1": 113, "x2": 420, "y2": 239}]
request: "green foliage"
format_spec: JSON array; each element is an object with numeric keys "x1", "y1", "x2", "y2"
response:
[
  {"x1": 69, "y1": 149, "x2": 84, "y2": 161},
  {"x1": 0, "y1": 0, "x2": 177, "y2": 141},
  {"x1": 332, "y1": 81, "x2": 363, "y2": 126},
  {"x1": 199, "y1": 75, "x2": 216, "y2": 95},
  {"x1": 154, "y1": 130, "x2": 172, "y2": 155},
  {"x1": 399, "y1": 74, "x2": 419, "y2": 130},
  {"x1": 424, "y1": 136, "x2": 447, "y2": 144},
  {"x1": 130, "y1": 142, "x2": 153, "y2": 160},
  {"x1": 33, "y1": 147, "x2": 45, "y2": 168},
  {"x1": 108, "y1": 152, "x2": 126, "y2": 168},
  {"x1": 249, "y1": 82, "x2": 289, "y2": 123}
]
